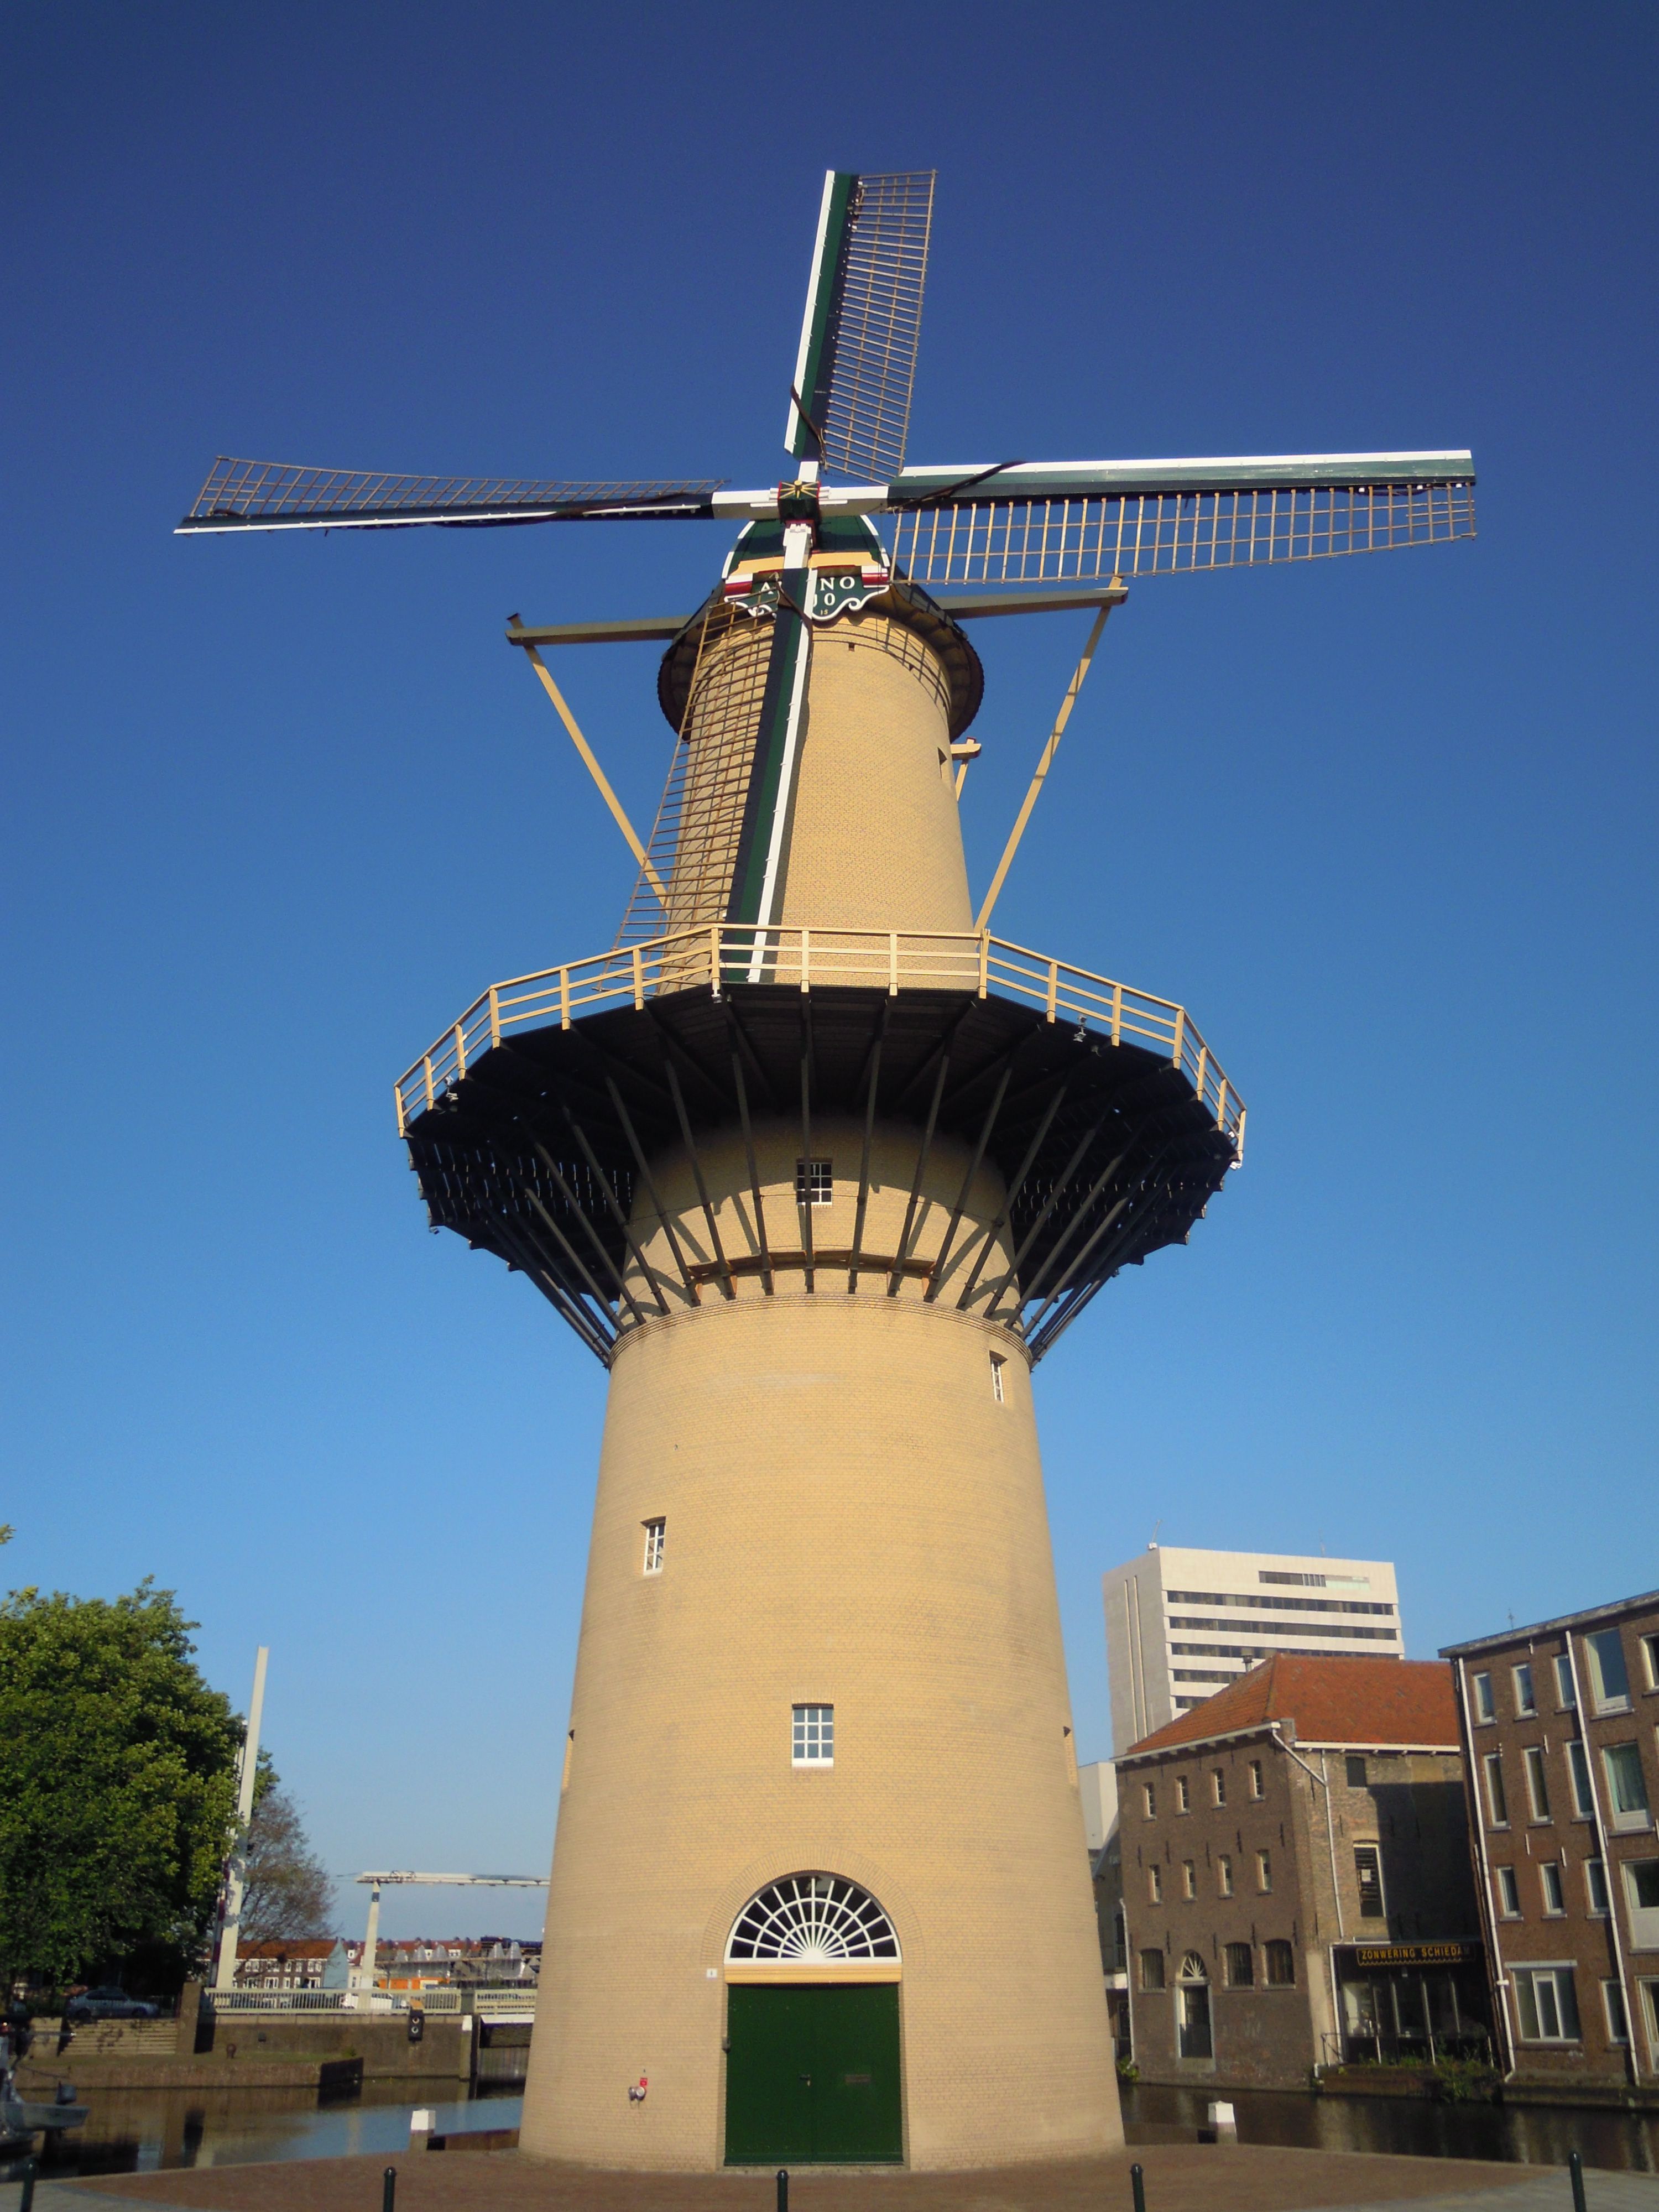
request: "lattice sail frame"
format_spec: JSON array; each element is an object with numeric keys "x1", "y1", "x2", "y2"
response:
[
  {"x1": 819, "y1": 171, "x2": 935, "y2": 483},
  {"x1": 726, "y1": 1875, "x2": 901, "y2": 1963},
  {"x1": 183, "y1": 457, "x2": 726, "y2": 529},
  {"x1": 889, "y1": 477, "x2": 1476, "y2": 586}
]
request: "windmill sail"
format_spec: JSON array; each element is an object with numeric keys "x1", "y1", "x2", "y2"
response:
[
  {"x1": 786, "y1": 170, "x2": 936, "y2": 482},
  {"x1": 867, "y1": 450, "x2": 1477, "y2": 584},
  {"x1": 179, "y1": 457, "x2": 726, "y2": 532}
]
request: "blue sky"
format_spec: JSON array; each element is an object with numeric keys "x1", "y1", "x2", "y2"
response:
[{"x1": 4, "y1": 3, "x2": 1655, "y2": 1940}]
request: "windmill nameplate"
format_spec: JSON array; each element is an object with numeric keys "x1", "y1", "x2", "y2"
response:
[{"x1": 722, "y1": 560, "x2": 892, "y2": 624}]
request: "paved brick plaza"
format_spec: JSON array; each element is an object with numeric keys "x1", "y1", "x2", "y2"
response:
[{"x1": 24, "y1": 2144, "x2": 1659, "y2": 2212}]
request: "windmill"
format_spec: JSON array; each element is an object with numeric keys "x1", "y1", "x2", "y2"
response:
[{"x1": 181, "y1": 171, "x2": 1473, "y2": 2171}]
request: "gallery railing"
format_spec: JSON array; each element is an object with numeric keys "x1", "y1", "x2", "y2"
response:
[{"x1": 395, "y1": 923, "x2": 1244, "y2": 1151}]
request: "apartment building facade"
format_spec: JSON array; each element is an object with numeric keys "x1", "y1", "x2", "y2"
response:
[
  {"x1": 1103, "y1": 1546, "x2": 1403, "y2": 1751},
  {"x1": 1116, "y1": 1655, "x2": 1484, "y2": 2090},
  {"x1": 1443, "y1": 1590, "x2": 1659, "y2": 2096}
]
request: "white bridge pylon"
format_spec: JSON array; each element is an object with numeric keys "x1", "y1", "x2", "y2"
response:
[{"x1": 351, "y1": 1870, "x2": 549, "y2": 1999}]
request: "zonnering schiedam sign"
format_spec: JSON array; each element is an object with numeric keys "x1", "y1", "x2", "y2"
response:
[{"x1": 1350, "y1": 1943, "x2": 1480, "y2": 1968}]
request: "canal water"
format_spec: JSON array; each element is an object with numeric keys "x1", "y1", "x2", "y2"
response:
[
  {"x1": 6, "y1": 2079, "x2": 1656, "y2": 2182},
  {"x1": 1, "y1": 2081, "x2": 521, "y2": 2182},
  {"x1": 1123, "y1": 2083, "x2": 1659, "y2": 2174}
]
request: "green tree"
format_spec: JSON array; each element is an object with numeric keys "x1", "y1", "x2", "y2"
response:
[{"x1": 0, "y1": 1580, "x2": 242, "y2": 1990}]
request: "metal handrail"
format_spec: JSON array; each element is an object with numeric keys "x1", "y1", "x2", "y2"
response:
[{"x1": 395, "y1": 924, "x2": 1244, "y2": 1152}]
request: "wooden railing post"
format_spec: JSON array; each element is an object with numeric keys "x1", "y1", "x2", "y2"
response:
[
  {"x1": 800, "y1": 927, "x2": 811, "y2": 993},
  {"x1": 559, "y1": 966, "x2": 571, "y2": 1031},
  {"x1": 395, "y1": 1082, "x2": 408, "y2": 1139},
  {"x1": 488, "y1": 985, "x2": 500, "y2": 1050},
  {"x1": 1046, "y1": 959, "x2": 1058, "y2": 1022},
  {"x1": 889, "y1": 931, "x2": 899, "y2": 996},
  {"x1": 632, "y1": 945, "x2": 645, "y2": 1011},
  {"x1": 1193, "y1": 1044, "x2": 1208, "y2": 1103},
  {"x1": 422, "y1": 1057, "x2": 435, "y2": 1112},
  {"x1": 1171, "y1": 1005, "x2": 1186, "y2": 1071},
  {"x1": 453, "y1": 1021, "x2": 467, "y2": 1078},
  {"x1": 978, "y1": 932, "x2": 990, "y2": 998},
  {"x1": 1111, "y1": 980, "x2": 1123, "y2": 1046},
  {"x1": 1215, "y1": 1078, "x2": 1229, "y2": 1133},
  {"x1": 709, "y1": 924, "x2": 721, "y2": 997}
]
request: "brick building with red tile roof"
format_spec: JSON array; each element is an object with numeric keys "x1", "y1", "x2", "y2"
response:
[{"x1": 1114, "y1": 1655, "x2": 1486, "y2": 2091}]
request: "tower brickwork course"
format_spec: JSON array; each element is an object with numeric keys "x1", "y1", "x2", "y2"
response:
[{"x1": 180, "y1": 161, "x2": 1473, "y2": 2176}]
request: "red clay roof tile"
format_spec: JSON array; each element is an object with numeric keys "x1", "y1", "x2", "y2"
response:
[{"x1": 1121, "y1": 1653, "x2": 1459, "y2": 1757}]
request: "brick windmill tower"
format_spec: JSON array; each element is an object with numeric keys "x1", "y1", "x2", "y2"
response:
[{"x1": 181, "y1": 171, "x2": 1474, "y2": 2169}]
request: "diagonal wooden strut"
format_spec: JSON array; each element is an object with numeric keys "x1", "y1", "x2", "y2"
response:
[
  {"x1": 973, "y1": 601, "x2": 1115, "y2": 933},
  {"x1": 518, "y1": 643, "x2": 666, "y2": 903}
]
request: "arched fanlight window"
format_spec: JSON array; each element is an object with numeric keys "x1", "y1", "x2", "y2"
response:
[
  {"x1": 726, "y1": 1874, "x2": 900, "y2": 1963},
  {"x1": 1178, "y1": 1951, "x2": 1209, "y2": 1982}
]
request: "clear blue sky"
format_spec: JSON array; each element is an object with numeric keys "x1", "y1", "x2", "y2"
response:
[{"x1": 4, "y1": 3, "x2": 1654, "y2": 1941}]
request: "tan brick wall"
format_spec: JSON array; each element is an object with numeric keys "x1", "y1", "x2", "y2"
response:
[{"x1": 520, "y1": 1289, "x2": 1121, "y2": 2168}]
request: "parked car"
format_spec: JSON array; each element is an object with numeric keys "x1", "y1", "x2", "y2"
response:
[{"x1": 64, "y1": 1988, "x2": 159, "y2": 2021}]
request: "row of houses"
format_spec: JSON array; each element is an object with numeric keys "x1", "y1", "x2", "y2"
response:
[
  {"x1": 1092, "y1": 1584, "x2": 1658, "y2": 2101},
  {"x1": 234, "y1": 1936, "x2": 539, "y2": 1992}
]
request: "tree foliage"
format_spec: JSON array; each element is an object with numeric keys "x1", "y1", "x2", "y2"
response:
[
  {"x1": 241, "y1": 1778, "x2": 335, "y2": 1940},
  {"x1": 0, "y1": 1580, "x2": 241, "y2": 1989}
]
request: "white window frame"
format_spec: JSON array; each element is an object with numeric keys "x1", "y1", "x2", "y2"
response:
[
  {"x1": 1585, "y1": 1858, "x2": 1609, "y2": 1916},
  {"x1": 1176, "y1": 1774, "x2": 1191, "y2": 1813},
  {"x1": 1540, "y1": 1861, "x2": 1566, "y2": 1916},
  {"x1": 1553, "y1": 1652, "x2": 1577, "y2": 1709},
  {"x1": 1473, "y1": 1671, "x2": 1496, "y2": 1723},
  {"x1": 791, "y1": 1703, "x2": 834, "y2": 1767},
  {"x1": 1148, "y1": 1863, "x2": 1163, "y2": 1904},
  {"x1": 1484, "y1": 1751, "x2": 1510, "y2": 1827},
  {"x1": 1513, "y1": 1965, "x2": 1580, "y2": 2043},
  {"x1": 1603, "y1": 1741, "x2": 1651, "y2": 1830},
  {"x1": 1212, "y1": 1767, "x2": 1227, "y2": 1807},
  {"x1": 1513, "y1": 1662, "x2": 1537, "y2": 1717},
  {"x1": 989, "y1": 1352, "x2": 1006, "y2": 1404},
  {"x1": 1622, "y1": 1857, "x2": 1659, "y2": 1948},
  {"x1": 1218, "y1": 1853, "x2": 1234, "y2": 1897},
  {"x1": 1640, "y1": 1979, "x2": 1659, "y2": 2066},
  {"x1": 1603, "y1": 1979, "x2": 1631, "y2": 2046},
  {"x1": 1249, "y1": 1759, "x2": 1264, "y2": 1799},
  {"x1": 642, "y1": 1517, "x2": 665, "y2": 1574},
  {"x1": 795, "y1": 1156, "x2": 833, "y2": 1207},
  {"x1": 1495, "y1": 1864, "x2": 1521, "y2": 1918},
  {"x1": 1587, "y1": 1628, "x2": 1632, "y2": 1713},
  {"x1": 1524, "y1": 1744, "x2": 1551, "y2": 1822},
  {"x1": 1642, "y1": 1633, "x2": 1659, "y2": 1694},
  {"x1": 1256, "y1": 1848, "x2": 1272, "y2": 1892},
  {"x1": 1354, "y1": 1843, "x2": 1386, "y2": 1919},
  {"x1": 1181, "y1": 1858, "x2": 1197, "y2": 1899}
]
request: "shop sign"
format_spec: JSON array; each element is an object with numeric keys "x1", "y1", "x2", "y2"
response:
[{"x1": 1348, "y1": 1942, "x2": 1480, "y2": 1968}]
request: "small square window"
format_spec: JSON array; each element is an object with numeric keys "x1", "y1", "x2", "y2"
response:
[
  {"x1": 1346, "y1": 1754, "x2": 1368, "y2": 1788},
  {"x1": 1585, "y1": 1859, "x2": 1609, "y2": 1915},
  {"x1": 1139, "y1": 1948, "x2": 1166, "y2": 1991},
  {"x1": 1513, "y1": 1663, "x2": 1536, "y2": 1717},
  {"x1": 1148, "y1": 1864, "x2": 1163, "y2": 1903},
  {"x1": 1540, "y1": 1862, "x2": 1565, "y2": 1915},
  {"x1": 1249, "y1": 1759, "x2": 1264, "y2": 1799},
  {"x1": 1554, "y1": 1653, "x2": 1577, "y2": 1708},
  {"x1": 642, "y1": 1517, "x2": 665, "y2": 1574},
  {"x1": 1212, "y1": 1768, "x2": 1227, "y2": 1807},
  {"x1": 1176, "y1": 1775, "x2": 1191, "y2": 1813},
  {"x1": 1586, "y1": 1629, "x2": 1631, "y2": 1712},
  {"x1": 1218, "y1": 1854, "x2": 1234, "y2": 1897},
  {"x1": 791, "y1": 1703, "x2": 833, "y2": 1765},
  {"x1": 1473, "y1": 1671, "x2": 1496, "y2": 1723},
  {"x1": 1256, "y1": 1849, "x2": 1272, "y2": 1893},
  {"x1": 1265, "y1": 1939, "x2": 1296, "y2": 1986},
  {"x1": 795, "y1": 1157, "x2": 833, "y2": 1207},
  {"x1": 1224, "y1": 1941, "x2": 1254, "y2": 1987},
  {"x1": 1495, "y1": 1865, "x2": 1521, "y2": 1917},
  {"x1": 1181, "y1": 1859, "x2": 1197, "y2": 1899}
]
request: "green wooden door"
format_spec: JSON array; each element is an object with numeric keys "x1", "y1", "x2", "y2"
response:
[{"x1": 724, "y1": 1983, "x2": 902, "y2": 2164}]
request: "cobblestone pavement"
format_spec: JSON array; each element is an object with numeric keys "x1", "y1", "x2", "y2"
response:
[{"x1": 4, "y1": 2144, "x2": 1655, "y2": 2212}]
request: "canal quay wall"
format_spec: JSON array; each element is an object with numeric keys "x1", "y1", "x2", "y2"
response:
[{"x1": 18, "y1": 2010, "x2": 476, "y2": 2090}]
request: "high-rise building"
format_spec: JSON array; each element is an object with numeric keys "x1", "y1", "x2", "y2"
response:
[{"x1": 1103, "y1": 1546, "x2": 1403, "y2": 1752}]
